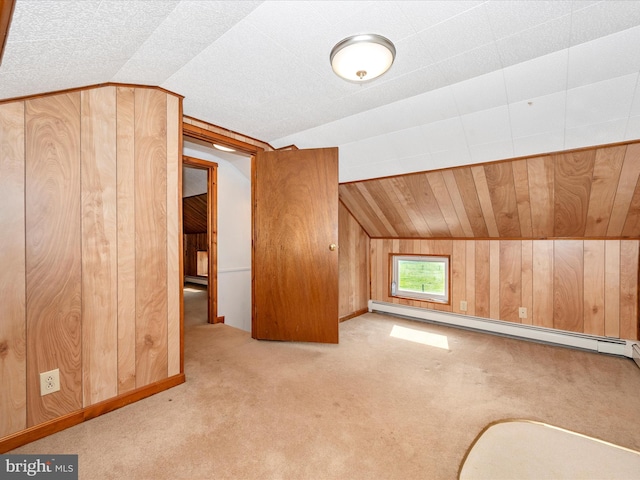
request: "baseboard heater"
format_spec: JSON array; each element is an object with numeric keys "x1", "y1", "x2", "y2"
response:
[{"x1": 368, "y1": 300, "x2": 638, "y2": 359}]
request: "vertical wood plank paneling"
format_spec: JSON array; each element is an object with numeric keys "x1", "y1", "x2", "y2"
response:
[
  {"x1": 382, "y1": 239, "x2": 392, "y2": 302},
  {"x1": 451, "y1": 240, "x2": 466, "y2": 314},
  {"x1": 426, "y1": 171, "x2": 465, "y2": 237},
  {"x1": 585, "y1": 146, "x2": 625, "y2": 236},
  {"x1": 339, "y1": 203, "x2": 351, "y2": 317},
  {"x1": 471, "y1": 166, "x2": 500, "y2": 237},
  {"x1": 166, "y1": 94, "x2": 181, "y2": 377},
  {"x1": 442, "y1": 170, "x2": 474, "y2": 237},
  {"x1": 499, "y1": 240, "x2": 521, "y2": 322},
  {"x1": 608, "y1": 144, "x2": 640, "y2": 236},
  {"x1": 453, "y1": 168, "x2": 488, "y2": 237},
  {"x1": 25, "y1": 93, "x2": 82, "y2": 426},
  {"x1": 135, "y1": 89, "x2": 168, "y2": 387},
  {"x1": 619, "y1": 240, "x2": 639, "y2": 340},
  {"x1": 465, "y1": 241, "x2": 476, "y2": 315},
  {"x1": 484, "y1": 163, "x2": 521, "y2": 237},
  {"x1": 0, "y1": 101, "x2": 26, "y2": 437},
  {"x1": 489, "y1": 241, "x2": 500, "y2": 318},
  {"x1": 553, "y1": 240, "x2": 584, "y2": 333},
  {"x1": 81, "y1": 87, "x2": 118, "y2": 406},
  {"x1": 474, "y1": 240, "x2": 490, "y2": 317},
  {"x1": 521, "y1": 240, "x2": 533, "y2": 325},
  {"x1": 583, "y1": 240, "x2": 605, "y2": 336},
  {"x1": 532, "y1": 241, "x2": 554, "y2": 328},
  {"x1": 116, "y1": 87, "x2": 136, "y2": 394},
  {"x1": 527, "y1": 156, "x2": 555, "y2": 237},
  {"x1": 554, "y1": 151, "x2": 595, "y2": 237},
  {"x1": 604, "y1": 240, "x2": 621, "y2": 338},
  {"x1": 511, "y1": 160, "x2": 533, "y2": 237}
]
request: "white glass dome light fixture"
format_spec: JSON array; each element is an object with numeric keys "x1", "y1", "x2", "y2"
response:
[{"x1": 330, "y1": 34, "x2": 396, "y2": 83}]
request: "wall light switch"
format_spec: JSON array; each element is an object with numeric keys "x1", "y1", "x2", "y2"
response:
[
  {"x1": 460, "y1": 300, "x2": 468, "y2": 312},
  {"x1": 518, "y1": 307, "x2": 527, "y2": 319}
]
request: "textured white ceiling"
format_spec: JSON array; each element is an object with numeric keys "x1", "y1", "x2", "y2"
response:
[{"x1": 3, "y1": 0, "x2": 640, "y2": 181}]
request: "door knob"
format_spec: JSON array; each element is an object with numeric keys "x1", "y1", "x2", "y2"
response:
[{"x1": 329, "y1": 244, "x2": 337, "y2": 251}]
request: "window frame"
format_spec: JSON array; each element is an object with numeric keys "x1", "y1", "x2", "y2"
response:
[{"x1": 389, "y1": 253, "x2": 451, "y2": 304}]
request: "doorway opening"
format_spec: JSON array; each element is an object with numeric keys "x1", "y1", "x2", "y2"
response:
[{"x1": 182, "y1": 156, "x2": 218, "y2": 326}]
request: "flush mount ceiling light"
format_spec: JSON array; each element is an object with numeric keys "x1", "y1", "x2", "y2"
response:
[
  {"x1": 213, "y1": 143, "x2": 235, "y2": 152},
  {"x1": 330, "y1": 34, "x2": 396, "y2": 82}
]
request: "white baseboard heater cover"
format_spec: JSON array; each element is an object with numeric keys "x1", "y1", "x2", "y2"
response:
[{"x1": 368, "y1": 300, "x2": 638, "y2": 359}]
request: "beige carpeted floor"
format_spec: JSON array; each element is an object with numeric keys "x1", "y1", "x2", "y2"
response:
[{"x1": 11, "y1": 305, "x2": 640, "y2": 479}]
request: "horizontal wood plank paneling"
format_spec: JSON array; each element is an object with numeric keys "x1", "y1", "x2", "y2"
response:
[
  {"x1": 0, "y1": 101, "x2": 26, "y2": 438},
  {"x1": 340, "y1": 141, "x2": 640, "y2": 240},
  {"x1": 370, "y1": 238, "x2": 638, "y2": 340}
]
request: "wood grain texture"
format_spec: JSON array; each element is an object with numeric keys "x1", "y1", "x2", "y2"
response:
[
  {"x1": 583, "y1": 240, "x2": 605, "y2": 336},
  {"x1": 389, "y1": 176, "x2": 432, "y2": 237},
  {"x1": 465, "y1": 241, "x2": 475, "y2": 314},
  {"x1": 585, "y1": 146, "x2": 625, "y2": 236},
  {"x1": 622, "y1": 178, "x2": 640, "y2": 237},
  {"x1": 511, "y1": 160, "x2": 533, "y2": 238},
  {"x1": 609, "y1": 144, "x2": 640, "y2": 236},
  {"x1": 81, "y1": 86, "x2": 118, "y2": 406},
  {"x1": 499, "y1": 241, "x2": 521, "y2": 322},
  {"x1": 404, "y1": 173, "x2": 450, "y2": 237},
  {"x1": 377, "y1": 178, "x2": 416, "y2": 237},
  {"x1": 166, "y1": 94, "x2": 181, "y2": 377},
  {"x1": 453, "y1": 167, "x2": 488, "y2": 237},
  {"x1": 604, "y1": 240, "x2": 621, "y2": 338},
  {"x1": 474, "y1": 240, "x2": 490, "y2": 318},
  {"x1": 183, "y1": 233, "x2": 208, "y2": 277},
  {"x1": 451, "y1": 240, "x2": 466, "y2": 313},
  {"x1": 427, "y1": 171, "x2": 465, "y2": 237},
  {"x1": 532, "y1": 241, "x2": 554, "y2": 328},
  {"x1": 554, "y1": 151, "x2": 595, "y2": 237},
  {"x1": 442, "y1": 170, "x2": 474, "y2": 237},
  {"x1": 484, "y1": 163, "x2": 521, "y2": 237},
  {"x1": 471, "y1": 166, "x2": 500, "y2": 237},
  {"x1": 116, "y1": 87, "x2": 136, "y2": 394},
  {"x1": 0, "y1": 101, "x2": 26, "y2": 437},
  {"x1": 339, "y1": 184, "x2": 385, "y2": 237},
  {"x1": 135, "y1": 89, "x2": 168, "y2": 386},
  {"x1": 253, "y1": 148, "x2": 339, "y2": 343},
  {"x1": 338, "y1": 202, "x2": 369, "y2": 320},
  {"x1": 356, "y1": 183, "x2": 398, "y2": 236},
  {"x1": 520, "y1": 240, "x2": 533, "y2": 325},
  {"x1": 553, "y1": 240, "x2": 584, "y2": 332},
  {"x1": 182, "y1": 193, "x2": 207, "y2": 234},
  {"x1": 489, "y1": 241, "x2": 500, "y2": 318},
  {"x1": 527, "y1": 156, "x2": 555, "y2": 237},
  {"x1": 25, "y1": 93, "x2": 82, "y2": 426},
  {"x1": 619, "y1": 240, "x2": 639, "y2": 340}
]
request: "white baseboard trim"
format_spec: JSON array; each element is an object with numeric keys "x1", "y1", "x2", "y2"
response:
[{"x1": 368, "y1": 300, "x2": 638, "y2": 358}]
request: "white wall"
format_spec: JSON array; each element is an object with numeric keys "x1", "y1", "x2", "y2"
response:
[{"x1": 183, "y1": 141, "x2": 252, "y2": 332}]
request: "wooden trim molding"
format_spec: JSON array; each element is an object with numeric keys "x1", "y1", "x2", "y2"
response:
[
  {"x1": 0, "y1": 0, "x2": 15, "y2": 66},
  {"x1": 0, "y1": 373, "x2": 185, "y2": 453},
  {"x1": 339, "y1": 308, "x2": 368, "y2": 322}
]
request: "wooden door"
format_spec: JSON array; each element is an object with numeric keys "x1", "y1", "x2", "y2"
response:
[{"x1": 253, "y1": 147, "x2": 339, "y2": 343}]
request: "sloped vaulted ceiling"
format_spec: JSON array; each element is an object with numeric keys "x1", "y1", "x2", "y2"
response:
[{"x1": 1, "y1": 1, "x2": 640, "y2": 183}]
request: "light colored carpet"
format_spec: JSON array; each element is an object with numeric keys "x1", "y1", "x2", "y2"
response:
[
  {"x1": 459, "y1": 420, "x2": 640, "y2": 479},
  {"x1": 10, "y1": 313, "x2": 640, "y2": 479}
]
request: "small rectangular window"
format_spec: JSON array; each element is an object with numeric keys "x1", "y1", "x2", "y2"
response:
[{"x1": 390, "y1": 254, "x2": 450, "y2": 304}]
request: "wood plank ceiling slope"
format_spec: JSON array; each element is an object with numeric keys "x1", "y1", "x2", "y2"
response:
[{"x1": 1, "y1": 1, "x2": 640, "y2": 183}]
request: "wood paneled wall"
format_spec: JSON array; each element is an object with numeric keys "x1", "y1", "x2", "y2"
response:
[
  {"x1": 0, "y1": 85, "x2": 182, "y2": 439},
  {"x1": 184, "y1": 233, "x2": 208, "y2": 277},
  {"x1": 338, "y1": 202, "x2": 369, "y2": 320},
  {"x1": 370, "y1": 239, "x2": 639, "y2": 340},
  {"x1": 341, "y1": 142, "x2": 640, "y2": 239}
]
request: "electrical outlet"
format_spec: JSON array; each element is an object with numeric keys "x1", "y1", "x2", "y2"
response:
[
  {"x1": 518, "y1": 307, "x2": 527, "y2": 319},
  {"x1": 40, "y1": 369, "x2": 60, "y2": 396},
  {"x1": 460, "y1": 300, "x2": 468, "y2": 312}
]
